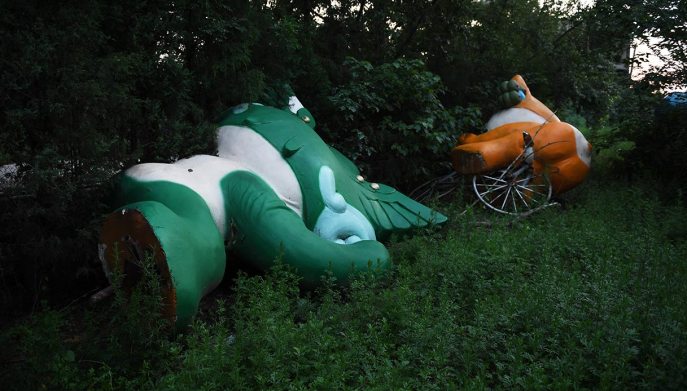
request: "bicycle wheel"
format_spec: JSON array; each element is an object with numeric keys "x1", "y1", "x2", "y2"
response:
[{"x1": 472, "y1": 165, "x2": 552, "y2": 215}]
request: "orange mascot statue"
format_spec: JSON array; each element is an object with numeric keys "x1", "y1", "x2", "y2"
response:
[{"x1": 452, "y1": 75, "x2": 592, "y2": 197}]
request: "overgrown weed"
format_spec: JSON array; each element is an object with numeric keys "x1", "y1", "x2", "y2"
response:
[{"x1": 2, "y1": 178, "x2": 686, "y2": 390}]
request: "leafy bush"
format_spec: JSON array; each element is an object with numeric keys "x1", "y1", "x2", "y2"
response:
[
  {"x1": 580, "y1": 122, "x2": 637, "y2": 175},
  {"x1": 558, "y1": 83, "x2": 663, "y2": 179},
  {"x1": 0, "y1": 255, "x2": 176, "y2": 391},
  {"x1": 3, "y1": 179, "x2": 687, "y2": 390},
  {"x1": 641, "y1": 96, "x2": 687, "y2": 190},
  {"x1": 161, "y1": 180, "x2": 687, "y2": 390},
  {"x1": 325, "y1": 57, "x2": 481, "y2": 189}
]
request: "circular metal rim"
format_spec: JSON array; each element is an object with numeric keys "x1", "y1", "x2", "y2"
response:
[{"x1": 472, "y1": 166, "x2": 552, "y2": 216}]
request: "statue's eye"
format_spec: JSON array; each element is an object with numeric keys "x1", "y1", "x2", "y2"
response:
[{"x1": 232, "y1": 103, "x2": 249, "y2": 114}]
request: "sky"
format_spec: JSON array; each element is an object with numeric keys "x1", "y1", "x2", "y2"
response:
[{"x1": 552, "y1": 0, "x2": 684, "y2": 92}]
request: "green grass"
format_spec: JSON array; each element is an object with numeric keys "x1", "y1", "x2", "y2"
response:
[{"x1": 2, "y1": 179, "x2": 687, "y2": 390}]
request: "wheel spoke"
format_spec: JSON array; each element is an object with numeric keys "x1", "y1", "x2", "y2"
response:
[
  {"x1": 500, "y1": 186, "x2": 512, "y2": 210},
  {"x1": 520, "y1": 181, "x2": 548, "y2": 187},
  {"x1": 489, "y1": 184, "x2": 511, "y2": 205},
  {"x1": 488, "y1": 186, "x2": 508, "y2": 204},
  {"x1": 511, "y1": 189, "x2": 518, "y2": 213},
  {"x1": 473, "y1": 167, "x2": 552, "y2": 215},
  {"x1": 514, "y1": 186, "x2": 530, "y2": 209},
  {"x1": 477, "y1": 183, "x2": 508, "y2": 196},
  {"x1": 515, "y1": 176, "x2": 534, "y2": 184},
  {"x1": 482, "y1": 175, "x2": 507, "y2": 183},
  {"x1": 516, "y1": 184, "x2": 548, "y2": 197}
]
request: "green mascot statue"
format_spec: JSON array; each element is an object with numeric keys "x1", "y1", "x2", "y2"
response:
[{"x1": 99, "y1": 96, "x2": 447, "y2": 326}]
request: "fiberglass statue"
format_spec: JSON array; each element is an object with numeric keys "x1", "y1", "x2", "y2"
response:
[
  {"x1": 99, "y1": 97, "x2": 447, "y2": 326},
  {"x1": 451, "y1": 75, "x2": 592, "y2": 211}
]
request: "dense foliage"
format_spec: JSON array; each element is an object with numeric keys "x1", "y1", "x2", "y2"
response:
[
  {"x1": 1, "y1": 0, "x2": 685, "y2": 387},
  {"x1": 2, "y1": 179, "x2": 687, "y2": 389}
]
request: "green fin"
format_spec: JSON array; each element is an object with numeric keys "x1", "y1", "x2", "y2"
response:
[{"x1": 354, "y1": 179, "x2": 447, "y2": 235}]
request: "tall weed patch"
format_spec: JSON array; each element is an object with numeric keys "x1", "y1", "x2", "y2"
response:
[{"x1": 2, "y1": 179, "x2": 686, "y2": 390}]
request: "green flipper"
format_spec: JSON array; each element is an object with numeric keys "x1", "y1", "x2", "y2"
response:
[
  {"x1": 221, "y1": 171, "x2": 389, "y2": 285},
  {"x1": 101, "y1": 178, "x2": 226, "y2": 327},
  {"x1": 352, "y1": 180, "x2": 447, "y2": 239}
]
